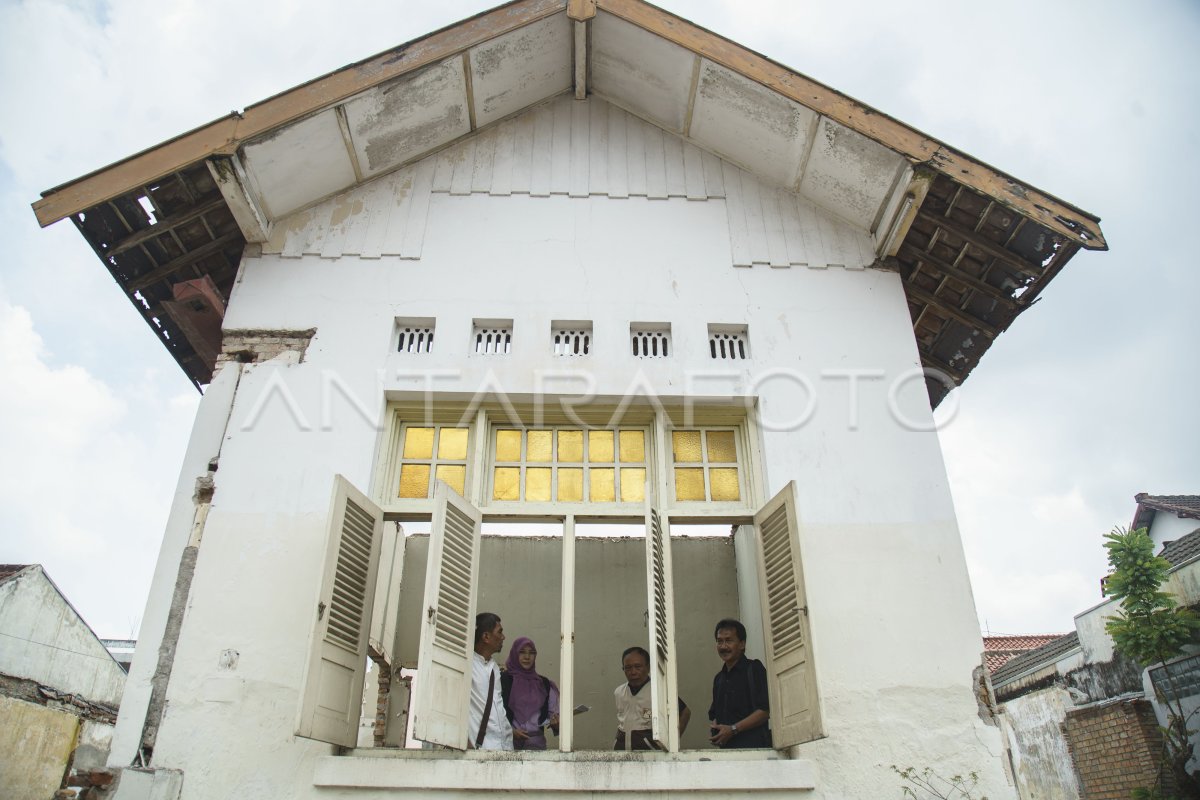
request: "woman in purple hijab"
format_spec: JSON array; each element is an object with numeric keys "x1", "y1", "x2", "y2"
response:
[{"x1": 500, "y1": 636, "x2": 560, "y2": 750}]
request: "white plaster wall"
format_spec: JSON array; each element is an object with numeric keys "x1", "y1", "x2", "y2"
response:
[
  {"x1": 0, "y1": 567, "x2": 126, "y2": 705},
  {"x1": 128, "y1": 183, "x2": 1009, "y2": 798},
  {"x1": 108, "y1": 362, "x2": 243, "y2": 765},
  {"x1": 999, "y1": 687, "x2": 1081, "y2": 800},
  {"x1": 1148, "y1": 512, "x2": 1199, "y2": 553},
  {"x1": 1075, "y1": 598, "x2": 1117, "y2": 664}
]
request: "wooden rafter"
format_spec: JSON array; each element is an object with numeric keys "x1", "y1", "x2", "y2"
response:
[
  {"x1": 902, "y1": 282, "x2": 1001, "y2": 340},
  {"x1": 917, "y1": 209, "x2": 1041, "y2": 278},
  {"x1": 127, "y1": 231, "x2": 242, "y2": 292},
  {"x1": 106, "y1": 195, "x2": 226, "y2": 258},
  {"x1": 897, "y1": 243, "x2": 1020, "y2": 310}
]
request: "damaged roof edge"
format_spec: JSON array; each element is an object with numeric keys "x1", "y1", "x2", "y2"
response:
[
  {"x1": 32, "y1": 0, "x2": 1105, "y2": 251},
  {"x1": 31, "y1": 0, "x2": 564, "y2": 228},
  {"x1": 598, "y1": 0, "x2": 1105, "y2": 250}
]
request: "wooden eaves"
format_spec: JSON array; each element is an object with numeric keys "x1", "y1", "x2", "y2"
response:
[{"x1": 32, "y1": 0, "x2": 1106, "y2": 252}]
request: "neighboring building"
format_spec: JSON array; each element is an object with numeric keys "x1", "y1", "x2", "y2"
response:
[
  {"x1": 1132, "y1": 494, "x2": 1200, "y2": 554},
  {"x1": 0, "y1": 564, "x2": 126, "y2": 799},
  {"x1": 32, "y1": 2, "x2": 1106, "y2": 798},
  {"x1": 984, "y1": 634, "x2": 1068, "y2": 675},
  {"x1": 101, "y1": 640, "x2": 139, "y2": 674},
  {"x1": 993, "y1": 494, "x2": 1200, "y2": 799}
]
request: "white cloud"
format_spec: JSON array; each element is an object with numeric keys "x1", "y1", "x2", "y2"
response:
[{"x1": 0, "y1": 297, "x2": 197, "y2": 637}]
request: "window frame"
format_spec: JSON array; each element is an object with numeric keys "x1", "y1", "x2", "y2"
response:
[{"x1": 374, "y1": 402, "x2": 767, "y2": 522}]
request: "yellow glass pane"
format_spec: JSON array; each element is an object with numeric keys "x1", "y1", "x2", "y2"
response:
[
  {"x1": 496, "y1": 430, "x2": 522, "y2": 462},
  {"x1": 674, "y1": 468, "x2": 705, "y2": 501},
  {"x1": 435, "y1": 465, "x2": 466, "y2": 496},
  {"x1": 526, "y1": 468, "x2": 552, "y2": 502},
  {"x1": 493, "y1": 467, "x2": 521, "y2": 501},
  {"x1": 619, "y1": 430, "x2": 645, "y2": 463},
  {"x1": 558, "y1": 468, "x2": 583, "y2": 502},
  {"x1": 706, "y1": 431, "x2": 737, "y2": 463},
  {"x1": 399, "y1": 464, "x2": 431, "y2": 498},
  {"x1": 438, "y1": 428, "x2": 469, "y2": 460},
  {"x1": 672, "y1": 430, "x2": 702, "y2": 463},
  {"x1": 527, "y1": 430, "x2": 553, "y2": 462},
  {"x1": 589, "y1": 430, "x2": 614, "y2": 462},
  {"x1": 403, "y1": 427, "x2": 434, "y2": 459},
  {"x1": 710, "y1": 468, "x2": 741, "y2": 501},
  {"x1": 590, "y1": 469, "x2": 615, "y2": 502},
  {"x1": 620, "y1": 468, "x2": 646, "y2": 502},
  {"x1": 558, "y1": 430, "x2": 583, "y2": 462}
]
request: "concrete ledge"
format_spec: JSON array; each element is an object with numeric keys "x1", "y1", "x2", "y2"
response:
[{"x1": 314, "y1": 753, "x2": 817, "y2": 791}]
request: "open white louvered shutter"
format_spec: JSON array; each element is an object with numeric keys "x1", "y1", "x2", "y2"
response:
[
  {"x1": 644, "y1": 503, "x2": 680, "y2": 752},
  {"x1": 755, "y1": 481, "x2": 822, "y2": 748},
  {"x1": 412, "y1": 481, "x2": 482, "y2": 749},
  {"x1": 296, "y1": 475, "x2": 384, "y2": 746}
]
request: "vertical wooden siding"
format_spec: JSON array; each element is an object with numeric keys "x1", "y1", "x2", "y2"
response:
[{"x1": 263, "y1": 94, "x2": 876, "y2": 270}]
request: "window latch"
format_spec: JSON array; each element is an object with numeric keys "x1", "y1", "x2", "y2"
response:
[
  {"x1": 317, "y1": 601, "x2": 326, "y2": 620},
  {"x1": 427, "y1": 606, "x2": 437, "y2": 625}
]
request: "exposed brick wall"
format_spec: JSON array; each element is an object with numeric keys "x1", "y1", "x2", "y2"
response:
[
  {"x1": 373, "y1": 658, "x2": 391, "y2": 748},
  {"x1": 1063, "y1": 697, "x2": 1175, "y2": 799},
  {"x1": 216, "y1": 328, "x2": 316, "y2": 367}
]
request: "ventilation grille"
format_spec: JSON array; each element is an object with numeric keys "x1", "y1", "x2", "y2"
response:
[
  {"x1": 631, "y1": 326, "x2": 670, "y2": 358},
  {"x1": 708, "y1": 326, "x2": 749, "y2": 360},
  {"x1": 325, "y1": 498, "x2": 375, "y2": 654},
  {"x1": 433, "y1": 502, "x2": 475, "y2": 652},
  {"x1": 473, "y1": 322, "x2": 512, "y2": 355},
  {"x1": 397, "y1": 321, "x2": 435, "y2": 353},
  {"x1": 552, "y1": 323, "x2": 592, "y2": 356},
  {"x1": 761, "y1": 505, "x2": 803, "y2": 657}
]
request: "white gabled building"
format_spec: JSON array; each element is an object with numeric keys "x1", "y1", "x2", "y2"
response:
[{"x1": 32, "y1": 2, "x2": 1106, "y2": 798}]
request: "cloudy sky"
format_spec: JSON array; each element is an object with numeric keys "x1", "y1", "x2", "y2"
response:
[{"x1": 1, "y1": 0, "x2": 1196, "y2": 641}]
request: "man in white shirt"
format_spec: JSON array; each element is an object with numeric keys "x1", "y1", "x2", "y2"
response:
[{"x1": 469, "y1": 611, "x2": 514, "y2": 750}]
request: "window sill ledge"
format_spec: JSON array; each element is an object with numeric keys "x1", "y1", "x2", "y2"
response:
[{"x1": 314, "y1": 751, "x2": 816, "y2": 792}]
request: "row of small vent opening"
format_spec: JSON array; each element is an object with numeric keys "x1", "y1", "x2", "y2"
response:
[{"x1": 396, "y1": 320, "x2": 750, "y2": 360}]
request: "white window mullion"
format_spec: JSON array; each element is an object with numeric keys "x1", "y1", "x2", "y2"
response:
[{"x1": 559, "y1": 514, "x2": 576, "y2": 752}]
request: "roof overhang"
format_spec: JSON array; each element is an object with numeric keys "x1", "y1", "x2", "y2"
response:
[{"x1": 33, "y1": 0, "x2": 1105, "y2": 400}]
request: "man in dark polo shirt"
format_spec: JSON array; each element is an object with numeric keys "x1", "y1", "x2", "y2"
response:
[{"x1": 707, "y1": 618, "x2": 771, "y2": 748}]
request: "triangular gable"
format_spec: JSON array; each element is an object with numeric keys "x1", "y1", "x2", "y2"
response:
[
  {"x1": 262, "y1": 94, "x2": 875, "y2": 270},
  {"x1": 32, "y1": 0, "x2": 1106, "y2": 401}
]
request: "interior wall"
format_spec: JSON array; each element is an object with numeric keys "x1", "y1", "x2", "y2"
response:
[{"x1": 395, "y1": 533, "x2": 738, "y2": 750}]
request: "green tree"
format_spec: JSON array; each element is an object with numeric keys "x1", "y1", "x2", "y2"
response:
[{"x1": 1104, "y1": 526, "x2": 1200, "y2": 799}]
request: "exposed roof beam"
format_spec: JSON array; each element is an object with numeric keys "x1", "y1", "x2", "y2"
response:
[
  {"x1": 595, "y1": 0, "x2": 1106, "y2": 250},
  {"x1": 903, "y1": 282, "x2": 1002, "y2": 339},
  {"x1": 105, "y1": 195, "x2": 227, "y2": 257},
  {"x1": 569, "y1": 0, "x2": 595, "y2": 100},
  {"x1": 898, "y1": 243, "x2": 1020, "y2": 310},
  {"x1": 917, "y1": 208, "x2": 1041, "y2": 278},
  {"x1": 573, "y1": 21, "x2": 587, "y2": 99},
  {"x1": 206, "y1": 156, "x2": 271, "y2": 243},
  {"x1": 127, "y1": 231, "x2": 243, "y2": 292},
  {"x1": 32, "y1": 0, "x2": 565, "y2": 228}
]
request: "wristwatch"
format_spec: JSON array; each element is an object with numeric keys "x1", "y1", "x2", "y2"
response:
[{"x1": 730, "y1": 723, "x2": 739, "y2": 735}]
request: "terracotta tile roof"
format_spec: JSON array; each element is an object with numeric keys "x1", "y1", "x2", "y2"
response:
[
  {"x1": 0, "y1": 564, "x2": 32, "y2": 582},
  {"x1": 991, "y1": 632, "x2": 1081, "y2": 685},
  {"x1": 1160, "y1": 528, "x2": 1200, "y2": 567},
  {"x1": 1132, "y1": 493, "x2": 1200, "y2": 530},
  {"x1": 983, "y1": 634, "x2": 1068, "y2": 673}
]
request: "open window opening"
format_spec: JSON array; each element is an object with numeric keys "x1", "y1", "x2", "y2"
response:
[{"x1": 296, "y1": 406, "x2": 823, "y2": 757}]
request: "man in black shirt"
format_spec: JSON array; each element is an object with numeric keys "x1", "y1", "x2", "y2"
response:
[{"x1": 708, "y1": 618, "x2": 771, "y2": 748}]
